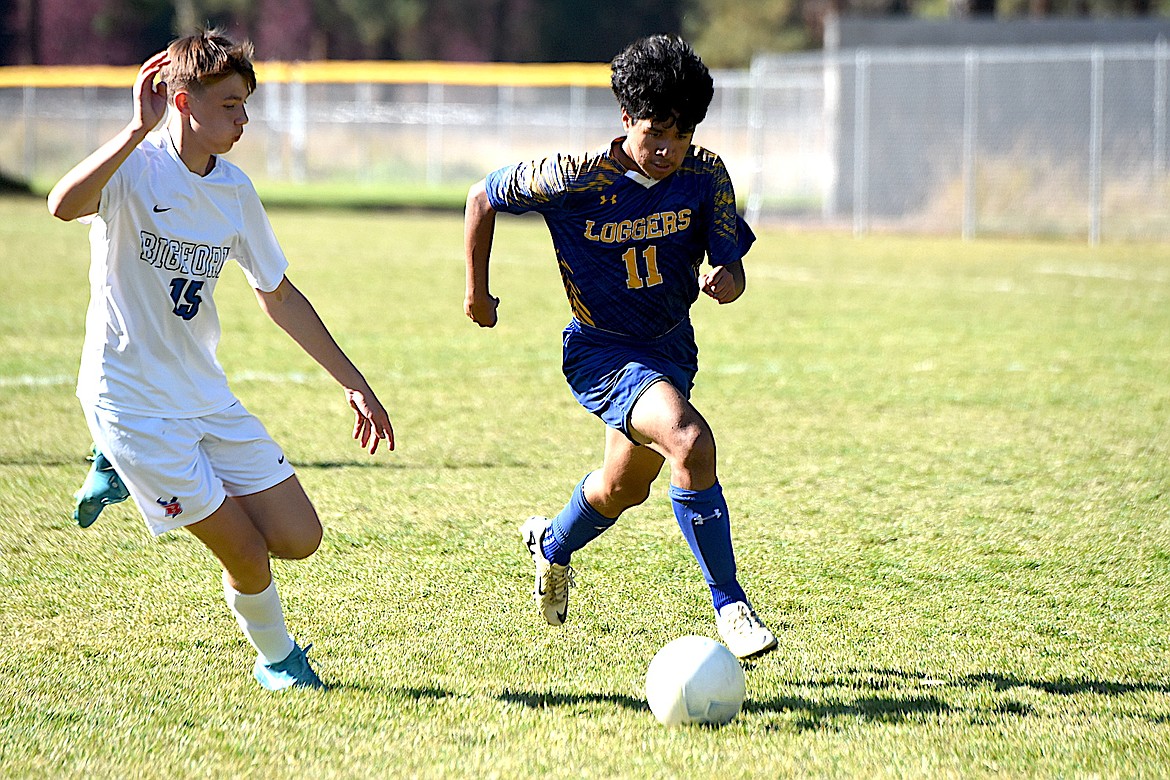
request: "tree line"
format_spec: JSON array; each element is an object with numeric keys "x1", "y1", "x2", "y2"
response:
[{"x1": 3, "y1": 0, "x2": 1166, "y2": 67}]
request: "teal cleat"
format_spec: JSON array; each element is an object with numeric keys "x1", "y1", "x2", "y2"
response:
[
  {"x1": 253, "y1": 643, "x2": 326, "y2": 691},
  {"x1": 73, "y1": 446, "x2": 130, "y2": 528}
]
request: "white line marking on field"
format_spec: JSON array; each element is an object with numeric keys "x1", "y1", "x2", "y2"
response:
[
  {"x1": 0, "y1": 374, "x2": 73, "y2": 387},
  {"x1": 748, "y1": 264, "x2": 1169, "y2": 298},
  {"x1": 1033, "y1": 264, "x2": 1170, "y2": 283},
  {"x1": 0, "y1": 371, "x2": 318, "y2": 388},
  {"x1": 233, "y1": 371, "x2": 315, "y2": 384}
]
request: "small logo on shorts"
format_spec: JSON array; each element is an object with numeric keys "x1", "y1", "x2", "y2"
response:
[
  {"x1": 278, "y1": 455, "x2": 285, "y2": 464},
  {"x1": 157, "y1": 496, "x2": 183, "y2": 518}
]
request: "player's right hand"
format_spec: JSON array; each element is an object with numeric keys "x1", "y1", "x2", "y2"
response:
[
  {"x1": 133, "y1": 51, "x2": 170, "y2": 135},
  {"x1": 465, "y1": 294, "x2": 500, "y2": 328}
]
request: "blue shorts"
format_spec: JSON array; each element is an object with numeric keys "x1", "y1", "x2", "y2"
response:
[{"x1": 562, "y1": 318, "x2": 699, "y2": 443}]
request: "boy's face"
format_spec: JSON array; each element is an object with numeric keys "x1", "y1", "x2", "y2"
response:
[
  {"x1": 178, "y1": 73, "x2": 251, "y2": 155},
  {"x1": 620, "y1": 111, "x2": 693, "y2": 181}
]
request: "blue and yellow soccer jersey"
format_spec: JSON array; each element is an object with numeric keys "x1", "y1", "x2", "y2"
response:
[{"x1": 484, "y1": 141, "x2": 752, "y2": 339}]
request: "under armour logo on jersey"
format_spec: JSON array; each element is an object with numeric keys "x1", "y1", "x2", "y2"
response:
[
  {"x1": 693, "y1": 508, "x2": 723, "y2": 526},
  {"x1": 600, "y1": 194, "x2": 617, "y2": 206}
]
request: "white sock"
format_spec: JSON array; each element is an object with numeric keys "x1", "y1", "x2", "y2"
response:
[{"x1": 222, "y1": 572, "x2": 296, "y2": 665}]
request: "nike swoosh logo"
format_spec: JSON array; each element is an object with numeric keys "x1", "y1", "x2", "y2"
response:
[
  {"x1": 153, "y1": 205, "x2": 172, "y2": 213},
  {"x1": 278, "y1": 455, "x2": 285, "y2": 464}
]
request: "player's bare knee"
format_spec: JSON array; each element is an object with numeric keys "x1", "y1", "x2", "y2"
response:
[
  {"x1": 670, "y1": 426, "x2": 716, "y2": 480},
  {"x1": 270, "y1": 526, "x2": 321, "y2": 560}
]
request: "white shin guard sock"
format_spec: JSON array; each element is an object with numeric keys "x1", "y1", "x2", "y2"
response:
[{"x1": 222, "y1": 572, "x2": 296, "y2": 665}]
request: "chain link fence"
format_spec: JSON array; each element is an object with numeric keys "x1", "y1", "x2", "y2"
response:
[
  {"x1": 745, "y1": 43, "x2": 1170, "y2": 243},
  {"x1": 2, "y1": 44, "x2": 1167, "y2": 243}
]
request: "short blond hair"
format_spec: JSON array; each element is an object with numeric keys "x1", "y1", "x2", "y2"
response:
[{"x1": 163, "y1": 28, "x2": 256, "y2": 99}]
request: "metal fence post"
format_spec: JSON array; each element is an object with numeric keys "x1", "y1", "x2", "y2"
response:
[
  {"x1": 823, "y1": 51, "x2": 841, "y2": 221},
  {"x1": 569, "y1": 84, "x2": 585, "y2": 153},
  {"x1": 962, "y1": 49, "x2": 978, "y2": 241},
  {"x1": 745, "y1": 55, "x2": 765, "y2": 226},
  {"x1": 1089, "y1": 47, "x2": 1103, "y2": 246},
  {"x1": 290, "y1": 78, "x2": 308, "y2": 183},
  {"x1": 426, "y1": 82, "x2": 443, "y2": 186},
  {"x1": 21, "y1": 85, "x2": 35, "y2": 182},
  {"x1": 853, "y1": 49, "x2": 870, "y2": 238},
  {"x1": 1156, "y1": 36, "x2": 1167, "y2": 178},
  {"x1": 357, "y1": 82, "x2": 373, "y2": 182},
  {"x1": 498, "y1": 84, "x2": 514, "y2": 158},
  {"x1": 263, "y1": 79, "x2": 283, "y2": 180}
]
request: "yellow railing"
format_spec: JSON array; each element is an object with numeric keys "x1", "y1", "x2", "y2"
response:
[{"x1": 0, "y1": 60, "x2": 611, "y2": 89}]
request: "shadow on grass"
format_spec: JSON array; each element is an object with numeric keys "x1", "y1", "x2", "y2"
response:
[
  {"x1": 296, "y1": 459, "x2": 535, "y2": 471},
  {"x1": 328, "y1": 682, "x2": 457, "y2": 700},
  {"x1": 843, "y1": 667, "x2": 1170, "y2": 698},
  {"x1": 498, "y1": 685, "x2": 957, "y2": 728},
  {"x1": 306, "y1": 669, "x2": 1170, "y2": 730},
  {"x1": 748, "y1": 667, "x2": 1170, "y2": 731},
  {"x1": 956, "y1": 671, "x2": 1170, "y2": 697},
  {"x1": 498, "y1": 687, "x2": 649, "y2": 713},
  {"x1": 0, "y1": 455, "x2": 533, "y2": 471},
  {"x1": 743, "y1": 693, "x2": 953, "y2": 726}
]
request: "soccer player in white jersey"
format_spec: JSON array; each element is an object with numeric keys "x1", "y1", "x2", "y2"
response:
[
  {"x1": 47, "y1": 30, "x2": 394, "y2": 690},
  {"x1": 463, "y1": 35, "x2": 776, "y2": 658}
]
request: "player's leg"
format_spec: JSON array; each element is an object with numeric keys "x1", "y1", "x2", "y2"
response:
[
  {"x1": 542, "y1": 429, "x2": 665, "y2": 565},
  {"x1": 629, "y1": 380, "x2": 735, "y2": 590},
  {"x1": 197, "y1": 406, "x2": 325, "y2": 689},
  {"x1": 232, "y1": 475, "x2": 322, "y2": 561},
  {"x1": 630, "y1": 381, "x2": 777, "y2": 658},
  {"x1": 522, "y1": 425, "x2": 666, "y2": 626},
  {"x1": 185, "y1": 494, "x2": 324, "y2": 691}
]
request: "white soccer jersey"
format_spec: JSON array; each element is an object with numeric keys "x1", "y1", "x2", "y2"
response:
[{"x1": 77, "y1": 131, "x2": 289, "y2": 417}]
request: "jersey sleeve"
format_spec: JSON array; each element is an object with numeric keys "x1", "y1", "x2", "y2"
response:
[
  {"x1": 235, "y1": 178, "x2": 289, "y2": 292},
  {"x1": 704, "y1": 154, "x2": 750, "y2": 267},
  {"x1": 734, "y1": 214, "x2": 756, "y2": 260},
  {"x1": 484, "y1": 155, "x2": 572, "y2": 215},
  {"x1": 90, "y1": 143, "x2": 147, "y2": 224}
]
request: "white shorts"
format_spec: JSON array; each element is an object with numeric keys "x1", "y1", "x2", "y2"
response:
[{"x1": 82, "y1": 401, "x2": 297, "y2": 536}]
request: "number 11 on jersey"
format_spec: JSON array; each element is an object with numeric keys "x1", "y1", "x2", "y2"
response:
[{"x1": 623, "y1": 245, "x2": 663, "y2": 290}]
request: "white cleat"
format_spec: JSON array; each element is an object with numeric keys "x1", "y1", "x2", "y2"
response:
[
  {"x1": 520, "y1": 515, "x2": 575, "y2": 626},
  {"x1": 716, "y1": 601, "x2": 778, "y2": 659}
]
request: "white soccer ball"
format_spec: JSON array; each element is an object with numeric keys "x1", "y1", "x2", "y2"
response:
[{"x1": 644, "y1": 635, "x2": 746, "y2": 726}]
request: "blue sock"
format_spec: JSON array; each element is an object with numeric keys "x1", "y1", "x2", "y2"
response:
[
  {"x1": 542, "y1": 474, "x2": 617, "y2": 566},
  {"x1": 669, "y1": 481, "x2": 746, "y2": 611}
]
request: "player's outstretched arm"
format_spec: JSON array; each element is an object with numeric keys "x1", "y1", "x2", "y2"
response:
[
  {"x1": 47, "y1": 51, "x2": 171, "y2": 221},
  {"x1": 255, "y1": 277, "x2": 395, "y2": 454},
  {"x1": 699, "y1": 260, "x2": 746, "y2": 305},
  {"x1": 464, "y1": 179, "x2": 501, "y2": 327}
]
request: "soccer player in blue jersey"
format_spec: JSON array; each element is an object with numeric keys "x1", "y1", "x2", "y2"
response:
[{"x1": 463, "y1": 35, "x2": 776, "y2": 658}]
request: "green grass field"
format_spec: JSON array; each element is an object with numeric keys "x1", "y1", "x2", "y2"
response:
[{"x1": 1, "y1": 193, "x2": 1169, "y2": 778}]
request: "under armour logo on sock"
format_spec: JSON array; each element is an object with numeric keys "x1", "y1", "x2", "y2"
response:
[{"x1": 693, "y1": 509, "x2": 723, "y2": 526}]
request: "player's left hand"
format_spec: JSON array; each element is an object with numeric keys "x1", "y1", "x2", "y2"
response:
[
  {"x1": 347, "y1": 388, "x2": 394, "y2": 454},
  {"x1": 465, "y1": 293, "x2": 500, "y2": 328},
  {"x1": 700, "y1": 266, "x2": 737, "y2": 304}
]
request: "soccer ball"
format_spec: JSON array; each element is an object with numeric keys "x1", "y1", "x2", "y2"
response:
[{"x1": 644, "y1": 635, "x2": 746, "y2": 726}]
